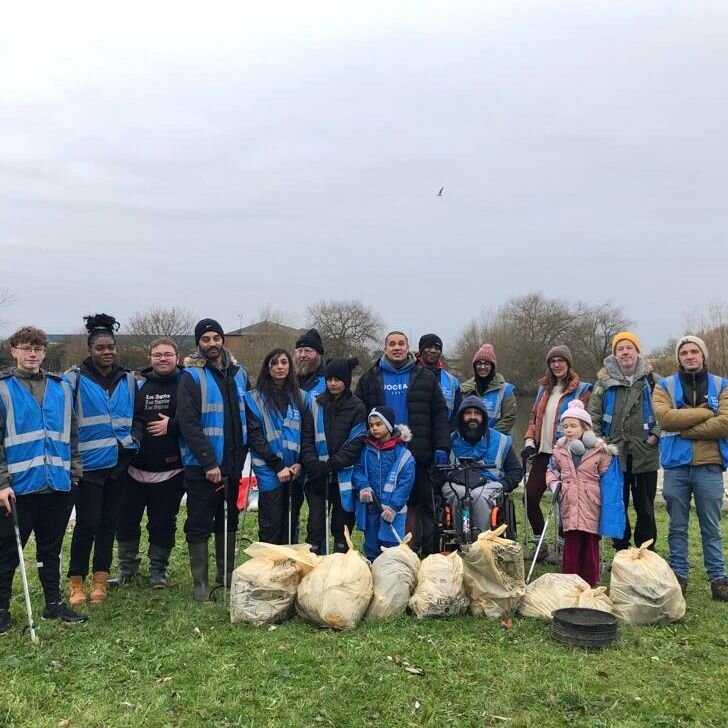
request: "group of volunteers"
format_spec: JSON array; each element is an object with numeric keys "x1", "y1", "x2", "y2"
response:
[{"x1": 1, "y1": 313, "x2": 728, "y2": 635}]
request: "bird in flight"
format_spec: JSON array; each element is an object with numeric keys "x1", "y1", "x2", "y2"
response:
[{"x1": 437, "y1": 186, "x2": 444, "y2": 196}]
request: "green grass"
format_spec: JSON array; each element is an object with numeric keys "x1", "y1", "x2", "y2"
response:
[{"x1": 3, "y1": 501, "x2": 728, "y2": 728}]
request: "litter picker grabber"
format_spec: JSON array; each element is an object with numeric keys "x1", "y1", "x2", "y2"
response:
[
  {"x1": 324, "y1": 474, "x2": 333, "y2": 556},
  {"x1": 8, "y1": 499, "x2": 38, "y2": 643},
  {"x1": 527, "y1": 482, "x2": 562, "y2": 584},
  {"x1": 521, "y1": 455, "x2": 531, "y2": 548},
  {"x1": 288, "y1": 481, "x2": 293, "y2": 546},
  {"x1": 369, "y1": 491, "x2": 403, "y2": 546}
]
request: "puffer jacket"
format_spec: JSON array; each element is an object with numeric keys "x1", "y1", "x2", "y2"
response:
[
  {"x1": 588, "y1": 355, "x2": 660, "y2": 473},
  {"x1": 460, "y1": 372, "x2": 517, "y2": 434},
  {"x1": 653, "y1": 369, "x2": 728, "y2": 467},
  {"x1": 546, "y1": 438, "x2": 616, "y2": 535},
  {"x1": 355, "y1": 356, "x2": 450, "y2": 465}
]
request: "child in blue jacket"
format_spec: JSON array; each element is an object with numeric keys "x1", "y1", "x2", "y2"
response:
[{"x1": 353, "y1": 406, "x2": 415, "y2": 560}]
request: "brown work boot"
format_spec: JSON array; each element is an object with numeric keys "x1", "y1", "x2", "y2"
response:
[
  {"x1": 68, "y1": 575, "x2": 87, "y2": 608},
  {"x1": 710, "y1": 577, "x2": 728, "y2": 602},
  {"x1": 89, "y1": 571, "x2": 109, "y2": 604}
]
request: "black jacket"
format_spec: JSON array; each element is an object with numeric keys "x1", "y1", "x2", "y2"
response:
[
  {"x1": 355, "y1": 360, "x2": 450, "y2": 465},
  {"x1": 678, "y1": 368, "x2": 708, "y2": 408},
  {"x1": 132, "y1": 366, "x2": 182, "y2": 472},
  {"x1": 177, "y1": 350, "x2": 249, "y2": 477},
  {"x1": 301, "y1": 391, "x2": 366, "y2": 483}
]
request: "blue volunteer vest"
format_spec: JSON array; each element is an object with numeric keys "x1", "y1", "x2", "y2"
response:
[
  {"x1": 535, "y1": 381, "x2": 593, "y2": 440},
  {"x1": 310, "y1": 398, "x2": 366, "y2": 512},
  {"x1": 439, "y1": 369, "x2": 460, "y2": 419},
  {"x1": 0, "y1": 374, "x2": 73, "y2": 494},
  {"x1": 245, "y1": 390, "x2": 304, "y2": 492},
  {"x1": 306, "y1": 375, "x2": 326, "y2": 396},
  {"x1": 658, "y1": 373, "x2": 728, "y2": 470},
  {"x1": 65, "y1": 369, "x2": 137, "y2": 471},
  {"x1": 450, "y1": 428, "x2": 511, "y2": 482},
  {"x1": 179, "y1": 366, "x2": 248, "y2": 468},
  {"x1": 601, "y1": 380, "x2": 656, "y2": 438},
  {"x1": 481, "y1": 382, "x2": 515, "y2": 432},
  {"x1": 355, "y1": 443, "x2": 413, "y2": 541}
]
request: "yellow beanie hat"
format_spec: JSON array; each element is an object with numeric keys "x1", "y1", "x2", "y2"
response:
[{"x1": 611, "y1": 331, "x2": 641, "y2": 354}]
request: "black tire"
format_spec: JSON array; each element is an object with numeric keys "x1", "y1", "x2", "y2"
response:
[{"x1": 500, "y1": 493, "x2": 517, "y2": 541}]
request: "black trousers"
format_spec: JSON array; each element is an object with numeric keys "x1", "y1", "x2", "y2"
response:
[
  {"x1": 0, "y1": 491, "x2": 74, "y2": 609},
  {"x1": 116, "y1": 472, "x2": 185, "y2": 549},
  {"x1": 183, "y1": 473, "x2": 239, "y2": 544},
  {"x1": 612, "y1": 457, "x2": 658, "y2": 551},
  {"x1": 69, "y1": 471, "x2": 126, "y2": 577},
  {"x1": 305, "y1": 478, "x2": 355, "y2": 553},
  {"x1": 257, "y1": 479, "x2": 306, "y2": 545},
  {"x1": 405, "y1": 465, "x2": 438, "y2": 556}
]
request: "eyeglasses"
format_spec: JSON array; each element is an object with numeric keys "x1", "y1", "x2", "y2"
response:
[
  {"x1": 549, "y1": 357, "x2": 567, "y2": 365},
  {"x1": 14, "y1": 346, "x2": 46, "y2": 353},
  {"x1": 151, "y1": 353, "x2": 177, "y2": 359},
  {"x1": 474, "y1": 361, "x2": 491, "y2": 368}
]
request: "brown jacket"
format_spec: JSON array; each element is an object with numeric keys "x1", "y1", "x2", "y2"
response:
[{"x1": 653, "y1": 377, "x2": 728, "y2": 467}]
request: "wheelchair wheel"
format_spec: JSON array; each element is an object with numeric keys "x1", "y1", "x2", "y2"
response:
[{"x1": 490, "y1": 493, "x2": 517, "y2": 541}]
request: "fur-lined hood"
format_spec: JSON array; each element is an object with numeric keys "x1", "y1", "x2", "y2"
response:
[
  {"x1": 555, "y1": 434, "x2": 619, "y2": 457},
  {"x1": 366, "y1": 423, "x2": 413, "y2": 450},
  {"x1": 183, "y1": 348, "x2": 237, "y2": 369},
  {"x1": 597, "y1": 355, "x2": 651, "y2": 387}
]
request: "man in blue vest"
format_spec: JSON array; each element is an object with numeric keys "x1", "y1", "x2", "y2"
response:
[
  {"x1": 417, "y1": 333, "x2": 462, "y2": 422},
  {"x1": 178, "y1": 318, "x2": 249, "y2": 601},
  {"x1": 589, "y1": 332, "x2": 660, "y2": 551},
  {"x1": 653, "y1": 335, "x2": 728, "y2": 601},
  {"x1": 0, "y1": 326, "x2": 86, "y2": 634},
  {"x1": 442, "y1": 395, "x2": 523, "y2": 540}
]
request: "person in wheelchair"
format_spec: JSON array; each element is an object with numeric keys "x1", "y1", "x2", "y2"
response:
[{"x1": 442, "y1": 396, "x2": 523, "y2": 540}]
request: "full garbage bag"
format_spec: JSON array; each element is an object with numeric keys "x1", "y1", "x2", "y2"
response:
[
  {"x1": 408, "y1": 551, "x2": 469, "y2": 618},
  {"x1": 518, "y1": 573, "x2": 592, "y2": 620},
  {"x1": 366, "y1": 534, "x2": 420, "y2": 620},
  {"x1": 577, "y1": 585, "x2": 614, "y2": 613}
]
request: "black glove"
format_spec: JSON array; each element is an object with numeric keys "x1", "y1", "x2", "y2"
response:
[{"x1": 521, "y1": 445, "x2": 536, "y2": 460}]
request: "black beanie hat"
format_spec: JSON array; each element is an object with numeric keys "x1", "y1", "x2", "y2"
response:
[
  {"x1": 295, "y1": 328, "x2": 324, "y2": 355},
  {"x1": 418, "y1": 333, "x2": 443, "y2": 352},
  {"x1": 324, "y1": 357, "x2": 359, "y2": 389},
  {"x1": 195, "y1": 318, "x2": 225, "y2": 345}
]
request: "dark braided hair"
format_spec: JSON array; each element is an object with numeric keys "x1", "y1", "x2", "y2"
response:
[{"x1": 84, "y1": 313, "x2": 120, "y2": 347}]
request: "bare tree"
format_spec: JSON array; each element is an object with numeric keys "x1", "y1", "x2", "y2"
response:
[
  {"x1": 307, "y1": 300, "x2": 384, "y2": 363},
  {"x1": 683, "y1": 302, "x2": 728, "y2": 376},
  {"x1": 0, "y1": 288, "x2": 17, "y2": 327},
  {"x1": 126, "y1": 306, "x2": 196, "y2": 339}
]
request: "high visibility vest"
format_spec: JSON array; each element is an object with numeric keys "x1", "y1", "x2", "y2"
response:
[
  {"x1": 450, "y1": 428, "x2": 511, "y2": 482},
  {"x1": 439, "y1": 369, "x2": 460, "y2": 419},
  {"x1": 535, "y1": 381, "x2": 593, "y2": 440},
  {"x1": 658, "y1": 373, "x2": 728, "y2": 470},
  {"x1": 601, "y1": 380, "x2": 656, "y2": 438},
  {"x1": 65, "y1": 369, "x2": 136, "y2": 471},
  {"x1": 245, "y1": 390, "x2": 304, "y2": 492},
  {"x1": 309, "y1": 398, "x2": 366, "y2": 512},
  {"x1": 0, "y1": 374, "x2": 73, "y2": 494},
  {"x1": 179, "y1": 366, "x2": 248, "y2": 468},
  {"x1": 481, "y1": 382, "x2": 515, "y2": 431}
]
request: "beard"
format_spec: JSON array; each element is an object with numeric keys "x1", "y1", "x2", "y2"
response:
[{"x1": 295, "y1": 356, "x2": 320, "y2": 377}]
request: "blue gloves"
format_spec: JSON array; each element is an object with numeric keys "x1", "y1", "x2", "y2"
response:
[{"x1": 434, "y1": 450, "x2": 449, "y2": 466}]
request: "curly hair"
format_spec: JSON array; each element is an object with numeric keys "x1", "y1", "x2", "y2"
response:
[
  {"x1": 8, "y1": 326, "x2": 48, "y2": 348},
  {"x1": 84, "y1": 313, "x2": 120, "y2": 346}
]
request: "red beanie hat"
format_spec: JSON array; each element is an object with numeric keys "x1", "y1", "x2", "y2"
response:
[{"x1": 472, "y1": 343, "x2": 497, "y2": 367}]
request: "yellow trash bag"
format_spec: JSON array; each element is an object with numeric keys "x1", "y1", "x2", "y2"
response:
[
  {"x1": 577, "y1": 586, "x2": 614, "y2": 614},
  {"x1": 609, "y1": 540, "x2": 686, "y2": 625},
  {"x1": 408, "y1": 551, "x2": 469, "y2": 618},
  {"x1": 295, "y1": 529, "x2": 373, "y2": 630},
  {"x1": 518, "y1": 573, "x2": 591, "y2": 620},
  {"x1": 460, "y1": 524, "x2": 526, "y2": 618},
  {"x1": 366, "y1": 534, "x2": 420, "y2": 621}
]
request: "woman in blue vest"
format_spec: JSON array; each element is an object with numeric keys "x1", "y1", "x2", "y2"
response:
[
  {"x1": 245, "y1": 349, "x2": 306, "y2": 545},
  {"x1": 65, "y1": 314, "x2": 137, "y2": 607},
  {"x1": 300, "y1": 357, "x2": 366, "y2": 554}
]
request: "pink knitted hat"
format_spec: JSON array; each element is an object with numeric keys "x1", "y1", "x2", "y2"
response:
[
  {"x1": 560, "y1": 399, "x2": 592, "y2": 428},
  {"x1": 472, "y1": 343, "x2": 497, "y2": 367}
]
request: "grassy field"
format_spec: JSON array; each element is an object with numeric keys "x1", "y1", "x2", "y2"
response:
[{"x1": 3, "y1": 500, "x2": 728, "y2": 728}]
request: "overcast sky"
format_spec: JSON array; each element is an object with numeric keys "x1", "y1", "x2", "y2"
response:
[{"x1": 2, "y1": 1, "x2": 727, "y2": 353}]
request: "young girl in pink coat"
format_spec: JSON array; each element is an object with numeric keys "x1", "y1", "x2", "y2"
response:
[{"x1": 545, "y1": 399, "x2": 618, "y2": 586}]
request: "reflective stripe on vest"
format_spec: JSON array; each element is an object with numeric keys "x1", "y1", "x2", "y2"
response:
[
  {"x1": 179, "y1": 366, "x2": 248, "y2": 467},
  {"x1": 439, "y1": 369, "x2": 460, "y2": 419},
  {"x1": 66, "y1": 369, "x2": 137, "y2": 471},
  {"x1": 450, "y1": 428, "x2": 511, "y2": 481},
  {"x1": 658, "y1": 373, "x2": 728, "y2": 469},
  {"x1": 482, "y1": 382, "x2": 515, "y2": 430},
  {"x1": 310, "y1": 399, "x2": 366, "y2": 512},
  {"x1": 0, "y1": 375, "x2": 73, "y2": 494},
  {"x1": 602, "y1": 380, "x2": 656, "y2": 437},
  {"x1": 246, "y1": 390, "x2": 303, "y2": 492}
]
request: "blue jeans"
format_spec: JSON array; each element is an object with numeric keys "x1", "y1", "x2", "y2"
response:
[{"x1": 662, "y1": 465, "x2": 726, "y2": 581}]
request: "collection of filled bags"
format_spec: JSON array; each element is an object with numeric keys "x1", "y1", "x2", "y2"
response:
[{"x1": 230, "y1": 529, "x2": 685, "y2": 630}]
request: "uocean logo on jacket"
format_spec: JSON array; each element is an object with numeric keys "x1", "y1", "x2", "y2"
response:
[{"x1": 383, "y1": 383, "x2": 408, "y2": 392}]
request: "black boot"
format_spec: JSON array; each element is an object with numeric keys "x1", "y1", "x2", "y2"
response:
[
  {"x1": 188, "y1": 541, "x2": 210, "y2": 602},
  {"x1": 215, "y1": 531, "x2": 237, "y2": 586},
  {"x1": 43, "y1": 602, "x2": 88, "y2": 624},
  {"x1": 149, "y1": 544, "x2": 172, "y2": 589},
  {"x1": 0, "y1": 608, "x2": 10, "y2": 635},
  {"x1": 109, "y1": 540, "x2": 141, "y2": 587}
]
